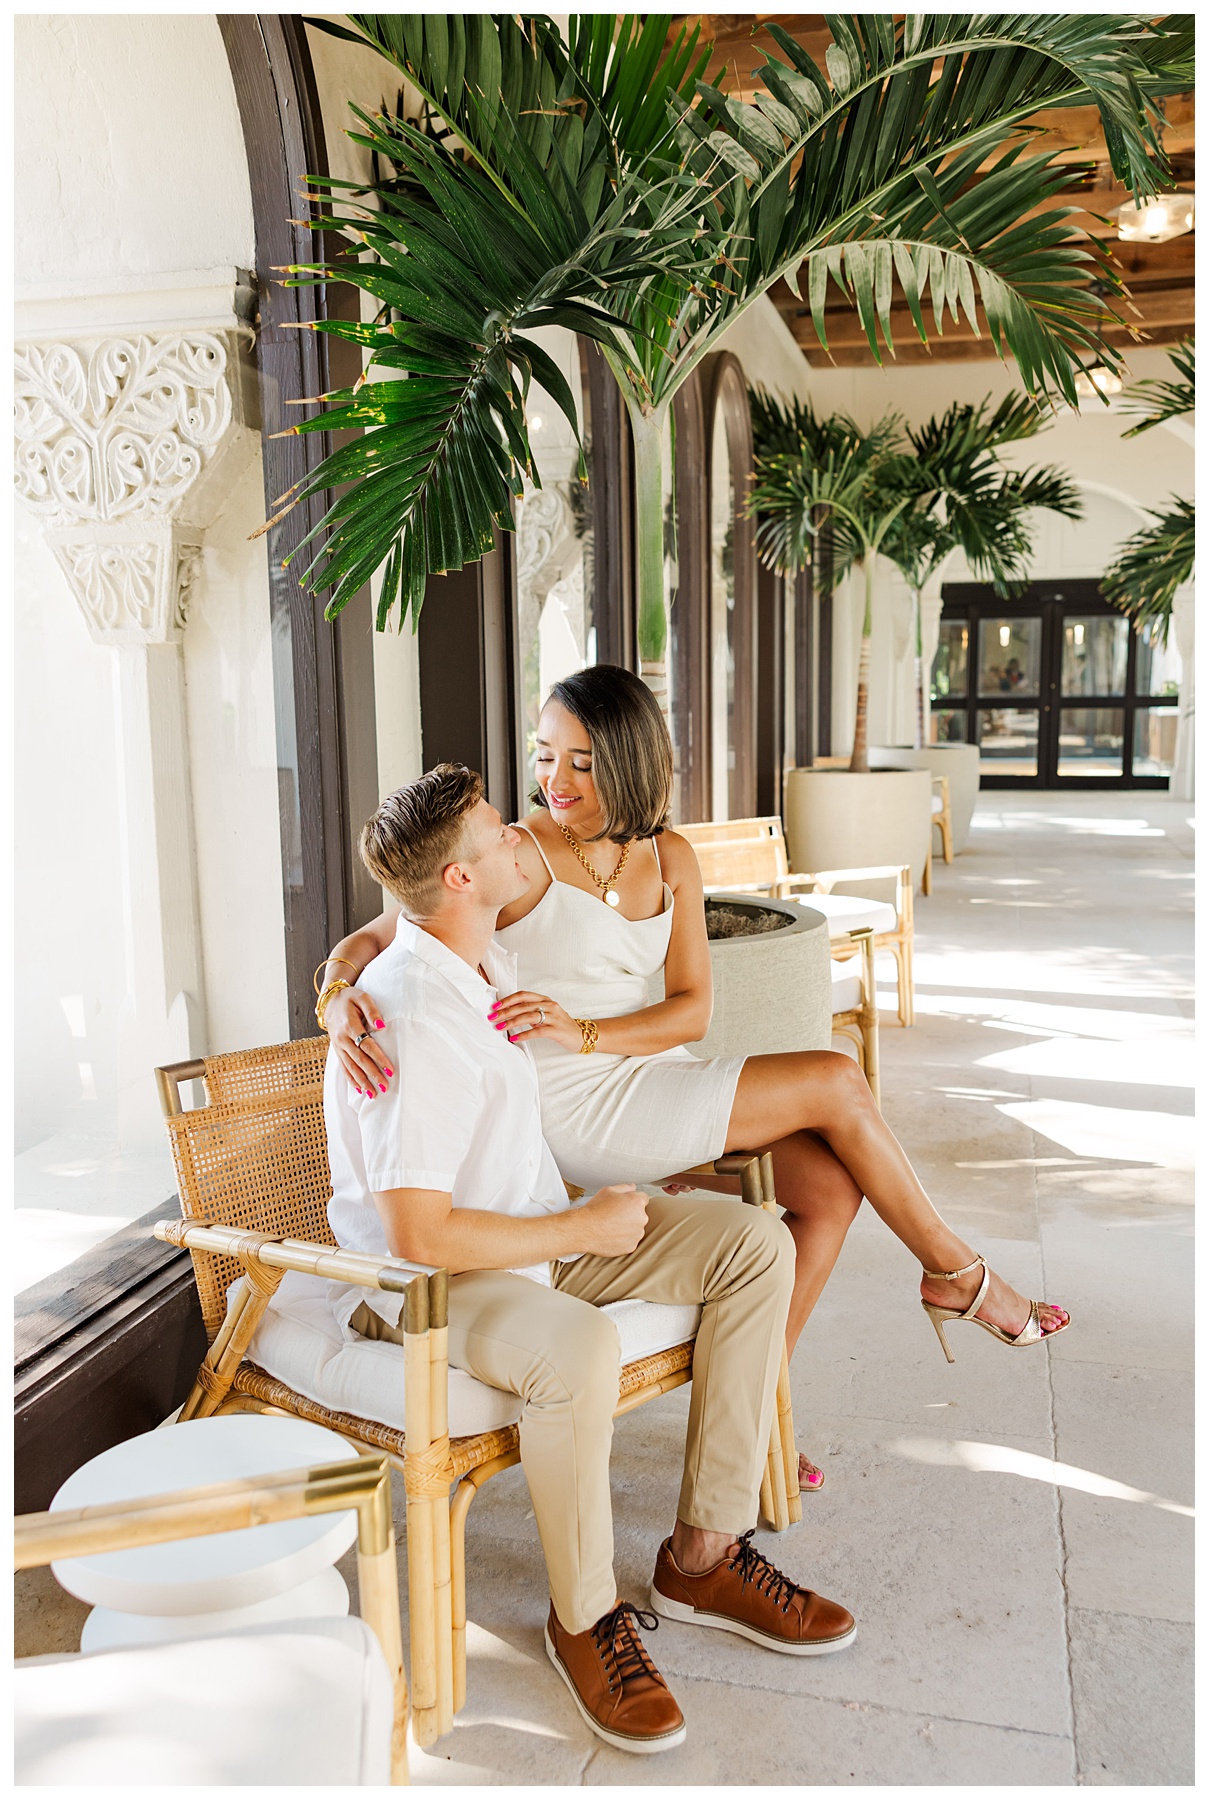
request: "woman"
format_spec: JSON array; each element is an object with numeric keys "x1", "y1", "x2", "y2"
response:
[{"x1": 322, "y1": 666, "x2": 1068, "y2": 1487}]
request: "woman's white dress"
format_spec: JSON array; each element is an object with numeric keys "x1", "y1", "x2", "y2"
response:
[{"x1": 494, "y1": 830, "x2": 746, "y2": 1190}]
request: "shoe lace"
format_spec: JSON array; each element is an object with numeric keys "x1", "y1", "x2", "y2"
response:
[
  {"x1": 592, "y1": 1602, "x2": 660, "y2": 1695},
  {"x1": 726, "y1": 1529, "x2": 801, "y2": 1614}
]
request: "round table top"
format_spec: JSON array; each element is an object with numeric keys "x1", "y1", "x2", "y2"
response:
[{"x1": 51, "y1": 1414, "x2": 360, "y2": 1617}]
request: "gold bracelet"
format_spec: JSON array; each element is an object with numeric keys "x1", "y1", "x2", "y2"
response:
[
  {"x1": 313, "y1": 956, "x2": 362, "y2": 996},
  {"x1": 316, "y1": 978, "x2": 351, "y2": 1031},
  {"x1": 575, "y1": 1017, "x2": 599, "y2": 1055}
]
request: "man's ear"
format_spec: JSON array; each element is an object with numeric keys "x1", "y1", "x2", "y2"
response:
[{"x1": 441, "y1": 858, "x2": 473, "y2": 895}]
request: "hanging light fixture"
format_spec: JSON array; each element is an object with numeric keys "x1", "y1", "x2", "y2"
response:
[
  {"x1": 1114, "y1": 190, "x2": 1195, "y2": 243},
  {"x1": 1074, "y1": 362, "x2": 1123, "y2": 400}
]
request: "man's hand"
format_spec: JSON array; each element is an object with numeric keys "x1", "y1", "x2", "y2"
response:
[{"x1": 571, "y1": 1184, "x2": 649, "y2": 1258}]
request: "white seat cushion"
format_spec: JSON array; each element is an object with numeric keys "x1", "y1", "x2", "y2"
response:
[
  {"x1": 931, "y1": 793, "x2": 944, "y2": 814},
  {"x1": 249, "y1": 1277, "x2": 702, "y2": 1439},
  {"x1": 830, "y1": 961, "x2": 863, "y2": 1013},
  {"x1": 793, "y1": 892, "x2": 897, "y2": 937},
  {"x1": 15, "y1": 1615, "x2": 393, "y2": 1785}
]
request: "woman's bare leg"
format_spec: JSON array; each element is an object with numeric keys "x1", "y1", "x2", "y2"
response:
[{"x1": 726, "y1": 1051, "x2": 1068, "y2": 1339}]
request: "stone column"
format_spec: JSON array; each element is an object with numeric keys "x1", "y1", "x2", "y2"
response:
[
  {"x1": 14, "y1": 329, "x2": 257, "y2": 1143},
  {"x1": 1170, "y1": 582, "x2": 1194, "y2": 801}
]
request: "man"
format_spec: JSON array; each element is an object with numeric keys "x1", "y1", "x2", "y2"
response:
[{"x1": 323, "y1": 764, "x2": 856, "y2": 1754}]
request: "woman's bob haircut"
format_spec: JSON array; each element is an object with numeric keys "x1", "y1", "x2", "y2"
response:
[{"x1": 535, "y1": 664, "x2": 674, "y2": 843}]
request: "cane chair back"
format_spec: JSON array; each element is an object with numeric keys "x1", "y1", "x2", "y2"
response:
[
  {"x1": 678, "y1": 816, "x2": 789, "y2": 893},
  {"x1": 161, "y1": 1040, "x2": 335, "y2": 1341}
]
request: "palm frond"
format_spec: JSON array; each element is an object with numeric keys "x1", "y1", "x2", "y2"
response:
[
  {"x1": 273, "y1": 116, "x2": 713, "y2": 625},
  {"x1": 1119, "y1": 337, "x2": 1195, "y2": 436},
  {"x1": 1100, "y1": 498, "x2": 1195, "y2": 645}
]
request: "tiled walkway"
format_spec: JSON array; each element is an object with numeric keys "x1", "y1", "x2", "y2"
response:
[{"x1": 396, "y1": 791, "x2": 1194, "y2": 1785}]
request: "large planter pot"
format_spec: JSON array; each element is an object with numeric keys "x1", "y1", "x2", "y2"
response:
[
  {"x1": 783, "y1": 767, "x2": 933, "y2": 896},
  {"x1": 649, "y1": 894, "x2": 831, "y2": 1058},
  {"x1": 869, "y1": 743, "x2": 982, "y2": 853}
]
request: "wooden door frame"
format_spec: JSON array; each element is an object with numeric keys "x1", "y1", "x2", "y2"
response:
[{"x1": 219, "y1": 13, "x2": 382, "y2": 1034}]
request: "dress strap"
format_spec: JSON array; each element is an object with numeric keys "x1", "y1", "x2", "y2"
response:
[
  {"x1": 651, "y1": 833, "x2": 663, "y2": 878},
  {"x1": 515, "y1": 821, "x2": 558, "y2": 880}
]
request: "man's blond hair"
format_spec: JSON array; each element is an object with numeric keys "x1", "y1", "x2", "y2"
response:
[{"x1": 359, "y1": 764, "x2": 484, "y2": 915}]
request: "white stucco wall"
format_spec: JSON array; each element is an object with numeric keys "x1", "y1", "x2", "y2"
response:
[{"x1": 14, "y1": 14, "x2": 288, "y2": 1283}]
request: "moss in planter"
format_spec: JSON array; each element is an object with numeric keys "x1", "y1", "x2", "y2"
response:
[{"x1": 705, "y1": 901, "x2": 792, "y2": 941}]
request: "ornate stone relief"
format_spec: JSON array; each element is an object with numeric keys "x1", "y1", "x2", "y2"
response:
[{"x1": 14, "y1": 331, "x2": 246, "y2": 643}]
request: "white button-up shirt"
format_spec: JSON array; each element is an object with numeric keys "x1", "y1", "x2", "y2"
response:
[{"x1": 323, "y1": 918, "x2": 572, "y2": 1336}]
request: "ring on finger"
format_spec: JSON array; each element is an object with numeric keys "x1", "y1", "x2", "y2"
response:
[
  {"x1": 353, "y1": 1031, "x2": 372, "y2": 1047},
  {"x1": 537, "y1": 1007, "x2": 546, "y2": 1024}
]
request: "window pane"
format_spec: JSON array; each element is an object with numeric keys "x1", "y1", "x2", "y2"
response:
[
  {"x1": 930, "y1": 620, "x2": 969, "y2": 701},
  {"x1": 929, "y1": 708, "x2": 966, "y2": 744},
  {"x1": 978, "y1": 617, "x2": 1041, "y2": 698},
  {"x1": 1061, "y1": 615, "x2": 1127, "y2": 696},
  {"x1": 1135, "y1": 620, "x2": 1182, "y2": 697},
  {"x1": 515, "y1": 342, "x2": 596, "y2": 795},
  {"x1": 977, "y1": 708, "x2": 1038, "y2": 775},
  {"x1": 1057, "y1": 707, "x2": 1124, "y2": 777},
  {"x1": 1133, "y1": 707, "x2": 1179, "y2": 777}
]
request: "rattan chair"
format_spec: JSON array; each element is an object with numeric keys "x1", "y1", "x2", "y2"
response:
[
  {"x1": 151, "y1": 1038, "x2": 801, "y2": 1750},
  {"x1": 16, "y1": 1453, "x2": 408, "y2": 1784}
]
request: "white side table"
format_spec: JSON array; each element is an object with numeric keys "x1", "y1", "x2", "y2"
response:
[
  {"x1": 790, "y1": 892, "x2": 897, "y2": 939},
  {"x1": 51, "y1": 1414, "x2": 359, "y2": 1651}
]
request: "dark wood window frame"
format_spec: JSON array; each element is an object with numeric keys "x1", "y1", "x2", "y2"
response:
[{"x1": 939, "y1": 578, "x2": 1177, "y2": 789}]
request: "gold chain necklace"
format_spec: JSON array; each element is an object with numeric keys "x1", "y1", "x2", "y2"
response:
[{"x1": 555, "y1": 821, "x2": 631, "y2": 907}]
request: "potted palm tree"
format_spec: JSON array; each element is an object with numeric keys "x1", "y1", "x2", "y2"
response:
[
  {"x1": 748, "y1": 400, "x2": 935, "y2": 886},
  {"x1": 263, "y1": 10, "x2": 1190, "y2": 705},
  {"x1": 870, "y1": 397, "x2": 1083, "y2": 852}
]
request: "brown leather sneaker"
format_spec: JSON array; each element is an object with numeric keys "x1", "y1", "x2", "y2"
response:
[
  {"x1": 651, "y1": 1530, "x2": 857, "y2": 1656},
  {"x1": 545, "y1": 1600, "x2": 687, "y2": 1754}
]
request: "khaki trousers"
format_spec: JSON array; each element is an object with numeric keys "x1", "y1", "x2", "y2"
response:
[{"x1": 352, "y1": 1194, "x2": 794, "y2": 1634}]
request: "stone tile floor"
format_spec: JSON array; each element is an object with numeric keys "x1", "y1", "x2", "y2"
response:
[{"x1": 17, "y1": 791, "x2": 1194, "y2": 1784}]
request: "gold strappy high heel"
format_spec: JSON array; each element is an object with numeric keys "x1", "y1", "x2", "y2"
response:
[{"x1": 920, "y1": 1254, "x2": 1070, "y2": 1363}]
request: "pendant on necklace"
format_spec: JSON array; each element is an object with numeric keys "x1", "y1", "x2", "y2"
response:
[{"x1": 605, "y1": 889, "x2": 621, "y2": 907}]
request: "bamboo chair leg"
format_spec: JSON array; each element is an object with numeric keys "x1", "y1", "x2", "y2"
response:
[
  {"x1": 922, "y1": 845, "x2": 932, "y2": 896},
  {"x1": 180, "y1": 1264, "x2": 283, "y2": 1421},
  {"x1": 900, "y1": 934, "x2": 915, "y2": 1029},
  {"x1": 427, "y1": 1273, "x2": 454, "y2": 1742},
  {"x1": 403, "y1": 1277, "x2": 440, "y2": 1750},
  {"x1": 356, "y1": 1512, "x2": 411, "y2": 1785},
  {"x1": 448, "y1": 1450, "x2": 519, "y2": 1716}
]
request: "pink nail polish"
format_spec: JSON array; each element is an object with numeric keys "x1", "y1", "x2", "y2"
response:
[
  {"x1": 809, "y1": 1473, "x2": 822, "y2": 1485},
  {"x1": 355, "y1": 1087, "x2": 363, "y2": 1095},
  {"x1": 375, "y1": 1019, "x2": 384, "y2": 1029},
  {"x1": 378, "y1": 1083, "x2": 386, "y2": 1094},
  {"x1": 383, "y1": 1067, "x2": 393, "y2": 1078}
]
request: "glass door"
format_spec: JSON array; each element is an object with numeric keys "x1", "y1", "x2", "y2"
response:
[{"x1": 933, "y1": 581, "x2": 1179, "y2": 789}]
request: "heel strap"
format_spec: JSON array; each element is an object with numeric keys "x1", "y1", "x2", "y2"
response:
[{"x1": 921, "y1": 1253, "x2": 984, "y2": 1282}]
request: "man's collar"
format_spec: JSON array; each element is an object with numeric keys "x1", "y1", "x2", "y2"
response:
[{"x1": 395, "y1": 915, "x2": 515, "y2": 1006}]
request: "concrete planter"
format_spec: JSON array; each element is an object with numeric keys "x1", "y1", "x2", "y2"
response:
[
  {"x1": 783, "y1": 767, "x2": 933, "y2": 895},
  {"x1": 650, "y1": 894, "x2": 832, "y2": 1058},
  {"x1": 869, "y1": 743, "x2": 982, "y2": 853}
]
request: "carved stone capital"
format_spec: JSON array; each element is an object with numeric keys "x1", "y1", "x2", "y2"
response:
[
  {"x1": 14, "y1": 328, "x2": 255, "y2": 642},
  {"x1": 43, "y1": 521, "x2": 203, "y2": 646}
]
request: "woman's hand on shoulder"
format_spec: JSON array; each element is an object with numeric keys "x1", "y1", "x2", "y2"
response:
[
  {"x1": 324, "y1": 987, "x2": 393, "y2": 1095},
  {"x1": 489, "y1": 990, "x2": 581, "y2": 1052}
]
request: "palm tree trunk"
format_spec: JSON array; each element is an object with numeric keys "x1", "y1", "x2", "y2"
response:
[
  {"x1": 849, "y1": 557, "x2": 874, "y2": 773},
  {"x1": 628, "y1": 403, "x2": 671, "y2": 718},
  {"x1": 912, "y1": 585, "x2": 925, "y2": 750}
]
